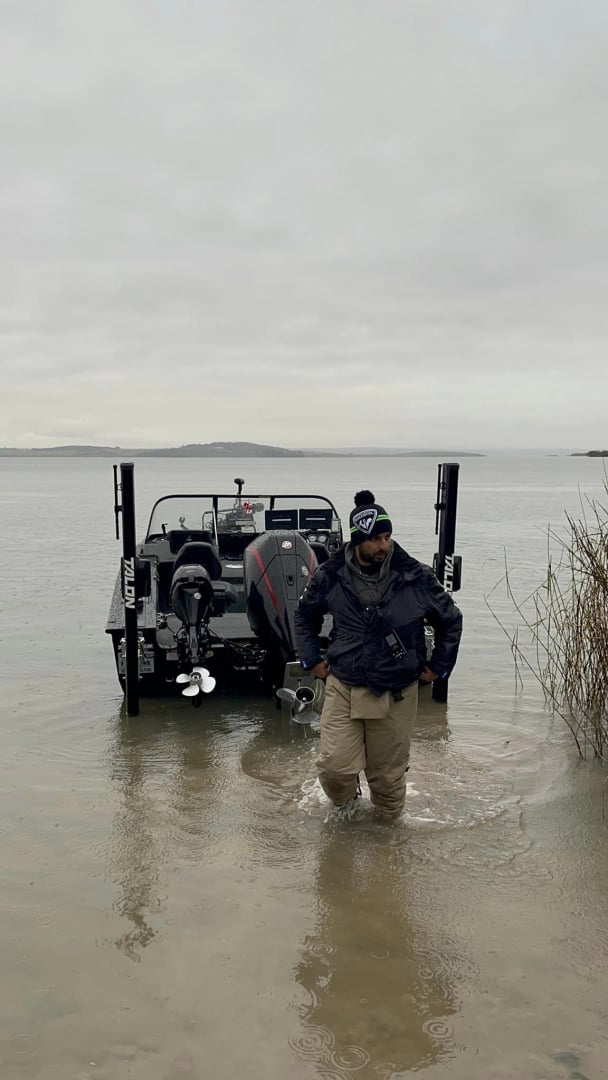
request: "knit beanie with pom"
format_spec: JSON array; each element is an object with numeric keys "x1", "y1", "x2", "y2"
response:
[{"x1": 348, "y1": 490, "x2": 393, "y2": 545}]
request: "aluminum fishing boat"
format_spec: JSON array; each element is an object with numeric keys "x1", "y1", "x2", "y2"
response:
[{"x1": 106, "y1": 478, "x2": 342, "y2": 697}]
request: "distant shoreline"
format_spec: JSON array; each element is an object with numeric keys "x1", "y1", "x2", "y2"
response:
[{"x1": 0, "y1": 442, "x2": 486, "y2": 459}]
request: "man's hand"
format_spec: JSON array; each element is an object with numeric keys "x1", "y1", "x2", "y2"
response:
[
  {"x1": 311, "y1": 659, "x2": 330, "y2": 679},
  {"x1": 419, "y1": 666, "x2": 439, "y2": 683}
]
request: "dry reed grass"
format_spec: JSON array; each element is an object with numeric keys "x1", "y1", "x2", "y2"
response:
[{"x1": 487, "y1": 480, "x2": 608, "y2": 761}]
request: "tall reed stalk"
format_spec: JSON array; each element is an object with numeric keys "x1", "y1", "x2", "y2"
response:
[{"x1": 487, "y1": 481, "x2": 608, "y2": 761}]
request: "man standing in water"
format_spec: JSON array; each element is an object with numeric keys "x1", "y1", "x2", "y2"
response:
[{"x1": 294, "y1": 490, "x2": 462, "y2": 821}]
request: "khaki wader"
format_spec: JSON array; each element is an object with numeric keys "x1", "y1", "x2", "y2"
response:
[{"x1": 316, "y1": 674, "x2": 418, "y2": 818}]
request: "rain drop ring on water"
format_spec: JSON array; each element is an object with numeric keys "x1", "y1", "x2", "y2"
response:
[
  {"x1": 289, "y1": 1024, "x2": 335, "y2": 1059},
  {"x1": 11, "y1": 1034, "x2": 34, "y2": 1056},
  {"x1": 422, "y1": 1018, "x2": 454, "y2": 1042},
  {"x1": 307, "y1": 941, "x2": 336, "y2": 958},
  {"x1": 329, "y1": 1045, "x2": 371, "y2": 1070}
]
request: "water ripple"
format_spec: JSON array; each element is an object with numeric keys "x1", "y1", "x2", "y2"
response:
[
  {"x1": 289, "y1": 1023, "x2": 335, "y2": 1059},
  {"x1": 329, "y1": 1044, "x2": 371, "y2": 1071},
  {"x1": 303, "y1": 939, "x2": 336, "y2": 959},
  {"x1": 421, "y1": 1018, "x2": 455, "y2": 1043},
  {"x1": 290, "y1": 1023, "x2": 372, "y2": 1080},
  {"x1": 9, "y1": 1033, "x2": 36, "y2": 1056}
]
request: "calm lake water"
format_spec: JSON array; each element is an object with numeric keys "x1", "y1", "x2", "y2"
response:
[{"x1": 1, "y1": 454, "x2": 607, "y2": 1080}]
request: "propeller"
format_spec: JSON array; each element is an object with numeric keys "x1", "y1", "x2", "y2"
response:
[
  {"x1": 276, "y1": 684, "x2": 320, "y2": 725},
  {"x1": 176, "y1": 666, "x2": 216, "y2": 698}
]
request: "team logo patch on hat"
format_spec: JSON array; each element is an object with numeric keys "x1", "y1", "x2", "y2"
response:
[{"x1": 352, "y1": 507, "x2": 378, "y2": 535}]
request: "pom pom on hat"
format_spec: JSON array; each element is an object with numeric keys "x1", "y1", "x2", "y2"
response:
[{"x1": 354, "y1": 489, "x2": 375, "y2": 507}]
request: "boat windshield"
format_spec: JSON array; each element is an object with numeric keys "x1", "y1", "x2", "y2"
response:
[
  {"x1": 146, "y1": 494, "x2": 341, "y2": 541},
  {"x1": 147, "y1": 496, "x2": 217, "y2": 539}
]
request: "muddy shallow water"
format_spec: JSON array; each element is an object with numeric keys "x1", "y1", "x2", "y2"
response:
[{"x1": 1, "y1": 455, "x2": 607, "y2": 1079}]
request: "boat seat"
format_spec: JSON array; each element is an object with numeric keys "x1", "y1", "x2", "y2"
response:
[{"x1": 172, "y1": 541, "x2": 223, "y2": 582}]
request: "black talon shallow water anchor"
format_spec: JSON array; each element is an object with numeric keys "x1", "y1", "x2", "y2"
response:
[{"x1": 432, "y1": 461, "x2": 462, "y2": 703}]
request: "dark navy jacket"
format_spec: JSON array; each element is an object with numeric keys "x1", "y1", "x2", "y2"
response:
[{"x1": 294, "y1": 542, "x2": 462, "y2": 695}]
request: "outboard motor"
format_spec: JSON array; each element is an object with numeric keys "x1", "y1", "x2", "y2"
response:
[
  {"x1": 169, "y1": 541, "x2": 223, "y2": 629},
  {"x1": 170, "y1": 563, "x2": 214, "y2": 628},
  {"x1": 244, "y1": 530, "x2": 317, "y2": 660},
  {"x1": 168, "y1": 540, "x2": 226, "y2": 679}
]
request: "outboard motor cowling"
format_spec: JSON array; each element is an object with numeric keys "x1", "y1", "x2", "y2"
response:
[
  {"x1": 170, "y1": 564, "x2": 214, "y2": 628},
  {"x1": 244, "y1": 530, "x2": 317, "y2": 658}
]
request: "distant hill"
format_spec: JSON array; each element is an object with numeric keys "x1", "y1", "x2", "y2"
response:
[
  {"x1": 571, "y1": 450, "x2": 608, "y2": 457},
  {"x1": 138, "y1": 442, "x2": 304, "y2": 458}
]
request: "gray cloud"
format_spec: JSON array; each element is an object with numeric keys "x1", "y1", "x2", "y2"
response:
[{"x1": 1, "y1": 0, "x2": 607, "y2": 449}]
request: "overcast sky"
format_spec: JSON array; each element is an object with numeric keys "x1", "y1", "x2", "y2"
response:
[{"x1": 2, "y1": 0, "x2": 607, "y2": 450}]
